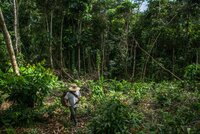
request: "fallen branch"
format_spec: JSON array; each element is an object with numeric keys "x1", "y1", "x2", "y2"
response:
[
  {"x1": 61, "y1": 68, "x2": 74, "y2": 81},
  {"x1": 137, "y1": 44, "x2": 183, "y2": 81}
]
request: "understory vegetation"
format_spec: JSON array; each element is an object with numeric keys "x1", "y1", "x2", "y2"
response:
[
  {"x1": 0, "y1": 64, "x2": 200, "y2": 133},
  {"x1": 1, "y1": 0, "x2": 200, "y2": 133}
]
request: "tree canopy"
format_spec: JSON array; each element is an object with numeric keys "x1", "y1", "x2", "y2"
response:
[{"x1": 0, "y1": 0, "x2": 200, "y2": 81}]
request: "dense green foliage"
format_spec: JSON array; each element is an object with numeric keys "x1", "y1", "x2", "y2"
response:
[
  {"x1": 184, "y1": 64, "x2": 200, "y2": 91},
  {"x1": 1, "y1": 106, "x2": 37, "y2": 126},
  {"x1": 0, "y1": 63, "x2": 58, "y2": 107},
  {"x1": 1, "y1": 0, "x2": 200, "y2": 80},
  {"x1": 89, "y1": 94, "x2": 143, "y2": 134},
  {"x1": 184, "y1": 64, "x2": 200, "y2": 81},
  {"x1": 86, "y1": 80, "x2": 200, "y2": 133},
  {"x1": 1, "y1": 0, "x2": 200, "y2": 133},
  {"x1": 0, "y1": 79, "x2": 200, "y2": 133},
  {"x1": 0, "y1": 63, "x2": 59, "y2": 127}
]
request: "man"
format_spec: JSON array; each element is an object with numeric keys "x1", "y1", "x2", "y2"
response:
[{"x1": 64, "y1": 83, "x2": 81, "y2": 126}]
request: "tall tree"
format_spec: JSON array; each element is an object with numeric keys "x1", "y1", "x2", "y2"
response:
[
  {"x1": 0, "y1": 8, "x2": 20, "y2": 76},
  {"x1": 13, "y1": 0, "x2": 20, "y2": 55}
]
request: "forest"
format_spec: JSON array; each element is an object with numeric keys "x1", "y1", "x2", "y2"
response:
[{"x1": 0, "y1": 0, "x2": 200, "y2": 133}]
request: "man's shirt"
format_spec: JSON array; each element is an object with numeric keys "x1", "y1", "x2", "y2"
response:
[{"x1": 64, "y1": 91, "x2": 81, "y2": 108}]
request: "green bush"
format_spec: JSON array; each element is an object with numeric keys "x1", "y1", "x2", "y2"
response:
[
  {"x1": 0, "y1": 105, "x2": 37, "y2": 126},
  {"x1": 87, "y1": 80, "x2": 105, "y2": 104},
  {"x1": 0, "y1": 99, "x2": 63, "y2": 126},
  {"x1": 154, "y1": 82, "x2": 182, "y2": 107},
  {"x1": 148, "y1": 105, "x2": 200, "y2": 133},
  {"x1": 106, "y1": 79, "x2": 133, "y2": 92},
  {"x1": 0, "y1": 63, "x2": 58, "y2": 107},
  {"x1": 131, "y1": 82, "x2": 154, "y2": 104},
  {"x1": 184, "y1": 64, "x2": 200, "y2": 81},
  {"x1": 89, "y1": 96, "x2": 143, "y2": 134},
  {"x1": 141, "y1": 82, "x2": 200, "y2": 133},
  {"x1": 184, "y1": 64, "x2": 200, "y2": 91}
]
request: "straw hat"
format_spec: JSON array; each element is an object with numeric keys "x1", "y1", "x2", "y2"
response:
[{"x1": 69, "y1": 83, "x2": 80, "y2": 91}]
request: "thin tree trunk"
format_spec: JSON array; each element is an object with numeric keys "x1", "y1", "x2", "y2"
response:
[
  {"x1": 88, "y1": 51, "x2": 91, "y2": 74},
  {"x1": 60, "y1": 14, "x2": 64, "y2": 70},
  {"x1": 72, "y1": 49, "x2": 75, "y2": 71},
  {"x1": 78, "y1": 45, "x2": 81, "y2": 72},
  {"x1": 77, "y1": 20, "x2": 82, "y2": 73},
  {"x1": 138, "y1": 44, "x2": 182, "y2": 81},
  {"x1": 97, "y1": 51, "x2": 100, "y2": 79},
  {"x1": 50, "y1": 10, "x2": 54, "y2": 69},
  {"x1": 0, "y1": 8, "x2": 20, "y2": 75},
  {"x1": 141, "y1": 15, "x2": 176, "y2": 81},
  {"x1": 125, "y1": 21, "x2": 129, "y2": 76},
  {"x1": 45, "y1": 13, "x2": 50, "y2": 65},
  {"x1": 172, "y1": 48, "x2": 175, "y2": 74},
  {"x1": 83, "y1": 47, "x2": 86, "y2": 74},
  {"x1": 60, "y1": 14, "x2": 64, "y2": 78},
  {"x1": 101, "y1": 32, "x2": 105, "y2": 76},
  {"x1": 196, "y1": 49, "x2": 199, "y2": 70},
  {"x1": 142, "y1": 33, "x2": 161, "y2": 81},
  {"x1": 67, "y1": 50, "x2": 70, "y2": 69},
  {"x1": 131, "y1": 44, "x2": 137, "y2": 81},
  {"x1": 14, "y1": 0, "x2": 19, "y2": 55}
]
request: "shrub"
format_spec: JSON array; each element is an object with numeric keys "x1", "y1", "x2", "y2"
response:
[
  {"x1": 128, "y1": 82, "x2": 155, "y2": 104},
  {"x1": 153, "y1": 82, "x2": 181, "y2": 107},
  {"x1": 89, "y1": 96, "x2": 143, "y2": 134},
  {"x1": 0, "y1": 99, "x2": 63, "y2": 126},
  {"x1": 142, "y1": 82, "x2": 200, "y2": 133},
  {"x1": 184, "y1": 64, "x2": 200, "y2": 81},
  {"x1": 0, "y1": 63, "x2": 58, "y2": 107},
  {"x1": 87, "y1": 80, "x2": 105, "y2": 104},
  {"x1": 0, "y1": 105, "x2": 37, "y2": 126},
  {"x1": 105, "y1": 79, "x2": 133, "y2": 92}
]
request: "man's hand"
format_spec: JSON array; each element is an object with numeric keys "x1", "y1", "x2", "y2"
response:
[{"x1": 64, "y1": 99, "x2": 70, "y2": 107}]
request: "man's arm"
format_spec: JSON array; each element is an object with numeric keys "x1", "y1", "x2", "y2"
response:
[{"x1": 63, "y1": 92, "x2": 70, "y2": 107}]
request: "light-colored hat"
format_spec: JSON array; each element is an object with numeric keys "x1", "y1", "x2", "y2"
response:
[{"x1": 69, "y1": 83, "x2": 80, "y2": 91}]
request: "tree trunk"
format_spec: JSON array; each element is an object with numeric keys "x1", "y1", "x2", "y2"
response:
[
  {"x1": 77, "y1": 20, "x2": 82, "y2": 73},
  {"x1": 88, "y1": 51, "x2": 92, "y2": 74},
  {"x1": 172, "y1": 48, "x2": 175, "y2": 74},
  {"x1": 60, "y1": 14, "x2": 64, "y2": 70},
  {"x1": 125, "y1": 21, "x2": 129, "y2": 77},
  {"x1": 14, "y1": 0, "x2": 19, "y2": 55},
  {"x1": 101, "y1": 32, "x2": 105, "y2": 76},
  {"x1": 59, "y1": 14, "x2": 64, "y2": 78},
  {"x1": 72, "y1": 49, "x2": 75, "y2": 71},
  {"x1": 83, "y1": 47, "x2": 86, "y2": 74},
  {"x1": 50, "y1": 10, "x2": 54, "y2": 69},
  {"x1": 0, "y1": 8, "x2": 20, "y2": 75},
  {"x1": 131, "y1": 44, "x2": 137, "y2": 81},
  {"x1": 97, "y1": 51, "x2": 101, "y2": 79},
  {"x1": 142, "y1": 33, "x2": 161, "y2": 81},
  {"x1": 78, "y1": 45, "x2": 81, "y2": 72},
  {"x1": 45, "y1": 13, "x2": 50, "y2": 62},
  {"x1": 196, "y1": 49, "x2": 199, "y2": 70}
]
